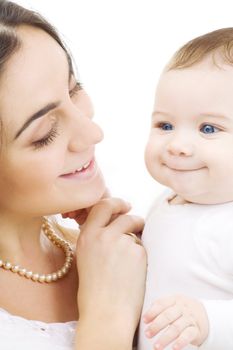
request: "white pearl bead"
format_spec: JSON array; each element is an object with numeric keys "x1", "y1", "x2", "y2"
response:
[
  {"x1": 57, "y1": 270, "x2": 64, "y2": 278},
  {"x1": 45, "y1": 274, "x2": 52, "y2": 283},
  {"x1": 4, "y1": 262, "x2": 12, "y2": 270},
  {"x1": 11, "y1": 265, "x2": 20, "y2": 273},
  {"x1": 66, "y1": 257, "x2": 73, "y2": 263},
  {"x1": 61, "y1": 266, "x2": 67, "y2": 274},
  {"x1": 32, "y1": 273, "x2": 39, "y2": 281},
  {"x1": 65, "y1": 262, "x2": 71, "y2": 269},
  {"x1": 19, "y1": 268, "x2": 27, "y2": 276},
  {"x1": 25, "y1": 271, "x2": 33, "y2": 278},
  {"x1": 52, "y1": 273, "x2": 58, "y2": 281},
  {"x1": 0, "y1": 218, "x2": 74, "y2": 283},
  {"x1": 38, "y1": 275, "x2": 46, "y2": 283}
]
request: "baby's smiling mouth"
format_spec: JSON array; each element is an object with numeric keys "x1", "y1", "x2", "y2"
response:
[
  {"x1": 163, "y1": 163, "x2": 205, "y2": 172},
  {"x1": 169, "y1": 167, "x2": 199, "y2": 172}
]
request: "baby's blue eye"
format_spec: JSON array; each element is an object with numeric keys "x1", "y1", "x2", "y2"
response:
[
  {"x1": 159, "y1": 123, "x2": 173, "y2": 131},
  {"x1": 200, "y1": 124, "x2": 219, "y2": 134}
]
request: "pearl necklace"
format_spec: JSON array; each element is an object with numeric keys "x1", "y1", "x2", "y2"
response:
[{"x1": 0, "y1": 218, "x2": 74, "y2": 283}]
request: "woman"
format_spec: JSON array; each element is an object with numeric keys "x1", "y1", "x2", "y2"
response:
[{"x1": 0, "y1": 1, "x2": 147, "y2": 349}]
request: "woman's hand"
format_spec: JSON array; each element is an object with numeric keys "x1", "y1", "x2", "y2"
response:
[{"x1": 76, "y1": 197, "x2": 147, "y2": 350}]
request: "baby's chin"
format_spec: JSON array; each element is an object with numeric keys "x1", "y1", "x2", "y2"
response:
[{"x1": 177, "y1": 191, "x2": 233, "y2": 205}]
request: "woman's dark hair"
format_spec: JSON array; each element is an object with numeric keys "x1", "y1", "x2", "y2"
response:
[
  {"x1": 0, "y1": 0, "x2": 74, "y2": 75},
  {"x1": 0, "y1": 0, "x2": 76, "y2": 145}
]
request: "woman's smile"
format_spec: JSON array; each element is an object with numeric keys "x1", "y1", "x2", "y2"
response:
[{"x1": 59, "y1": 158, "x2": 97, "y2": 181}]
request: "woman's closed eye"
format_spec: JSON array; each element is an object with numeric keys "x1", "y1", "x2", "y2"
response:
[
  {"x1": 32, "y1": 121, "x2": 59, "y2": 150},
  {"x1": 31, "y1": 81, "x2": 82, "y2": 150}
]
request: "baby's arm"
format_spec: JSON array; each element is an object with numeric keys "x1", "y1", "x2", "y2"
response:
[
  {"x1": 143, "y1": 295, "x2": 209, "y2": 350},
  {"x1": 199, "y1": 299, "x2": 233, "y2": 350}
]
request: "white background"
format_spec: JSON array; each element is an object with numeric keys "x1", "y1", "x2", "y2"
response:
[{"x1": 14, "y1": 0, "x2": 233, "y2": 218}]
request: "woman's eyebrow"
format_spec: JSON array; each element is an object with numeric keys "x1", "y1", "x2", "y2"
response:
[
  {"x1": 14, "y1": 62, "x2": 72, "y2": 140},
  {"x1": 14, "y1": 101, "x2": 61, "y2": 140}
]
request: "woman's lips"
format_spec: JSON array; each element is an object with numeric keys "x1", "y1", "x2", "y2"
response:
[{"x1": 60, "y1": 159, "x2": 97, "y2": 181}]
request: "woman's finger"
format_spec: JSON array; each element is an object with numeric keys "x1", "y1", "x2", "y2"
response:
[
  {"x1": 108, "y1": 214, "x2": 144, "y2": 237},
  {"x1": 81, "y1": 198, "x2": 131, "y2": 234}
]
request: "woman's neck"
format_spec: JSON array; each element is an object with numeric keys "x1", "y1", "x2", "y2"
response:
[{"x1": 0, "y1": 214, "x2": 48, "y2": 263}]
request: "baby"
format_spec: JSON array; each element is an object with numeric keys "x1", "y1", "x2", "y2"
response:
[{"x1": 138, "y1": 28, "x2": 233, "y2": 350}]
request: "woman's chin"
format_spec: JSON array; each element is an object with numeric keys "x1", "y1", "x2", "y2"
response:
[
  {"x1": 65, "y1": 178, "x2": 107, "y2": 212},
  {"x1": 80, "y1": 184, "x2": 107, "y2": 208}
]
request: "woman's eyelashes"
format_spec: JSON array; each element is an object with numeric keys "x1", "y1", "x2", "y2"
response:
[
  {"x1": 32, "y1": 121, "x2": 59, "y2": 150},
  {"x1": 69, "y1": 81, "x2": 82, "y2": 98},
  {"x1": 31, "y1": 81, "x2": 82, "y2": 150}
]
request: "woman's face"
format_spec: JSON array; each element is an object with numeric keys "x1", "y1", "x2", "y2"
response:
[{"x1": 0, "y1": 25, "x2": 105, "y2": 217}]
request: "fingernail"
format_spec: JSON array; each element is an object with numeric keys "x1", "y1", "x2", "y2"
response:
[
  {"x1": 154, "y1": 344, "x2": 161, "y2": 350},
  {"x1": 145, "y1": 330, "x2": 152, "y2": 338}
]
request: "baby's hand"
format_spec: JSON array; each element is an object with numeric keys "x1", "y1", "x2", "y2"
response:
[{"x1": 143, "y1": 295, "x2": 209, "y2": 350}]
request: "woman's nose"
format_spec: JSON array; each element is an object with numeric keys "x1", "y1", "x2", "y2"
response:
[
  {"x1": 166, "y1": 134, "x2": 194, "y2": 157},
  {"x1": 67, "y1": 110, "x2": 104, "y2": 153}
]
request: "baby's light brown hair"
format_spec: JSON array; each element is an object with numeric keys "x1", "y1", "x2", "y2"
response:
[{"x1": 167, "y1": 27, "x2": 233, "y2": 70}]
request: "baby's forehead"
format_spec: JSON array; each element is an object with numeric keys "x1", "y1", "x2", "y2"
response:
[
  {"x1": 159, "y1": 55, "x2": 233, "y2": 86},
  {"x1": 154, "y1": 58, "x2": 233, "y2": 118}
]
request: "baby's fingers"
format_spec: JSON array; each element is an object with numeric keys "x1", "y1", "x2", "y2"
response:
[
  {"x1": 153, "y1": 318, "x2": 197, "y2": 350},
  {"x1": 143, "y1": 296, "x2": 176, "y2": 323},
  {"x1": 81, "y1": 198, "x2": 131, "y2": 234},
  {"x1": 145, "y1": 305, "x2": 182, "y2": 338},
  {"x1": 172, "y1": 325, "x2": 199, "y2": 350}
]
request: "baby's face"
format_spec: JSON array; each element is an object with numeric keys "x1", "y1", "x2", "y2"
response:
[{"x1": 145, "y1": 56, "x2": 233, "y2": 204}]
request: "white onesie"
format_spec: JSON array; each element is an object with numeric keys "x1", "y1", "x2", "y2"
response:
[{"x1": 138, "y1": 191, "x2": 233, "y2": 350}]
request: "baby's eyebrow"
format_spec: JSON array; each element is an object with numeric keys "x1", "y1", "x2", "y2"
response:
[
  {"x1": 199, "y1": 113, "x2": 227, "y2": 119},
  {"x1": 152, "y1": 111, "x2": 230, "y2": 121},
  {"x1": 152, "y1": 111, "x2": 172, "y2": 119}
]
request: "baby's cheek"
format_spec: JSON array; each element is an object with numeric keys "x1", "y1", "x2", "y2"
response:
[{"x1": 144, "y1": 139, "x2": 154, "y2": 165}]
